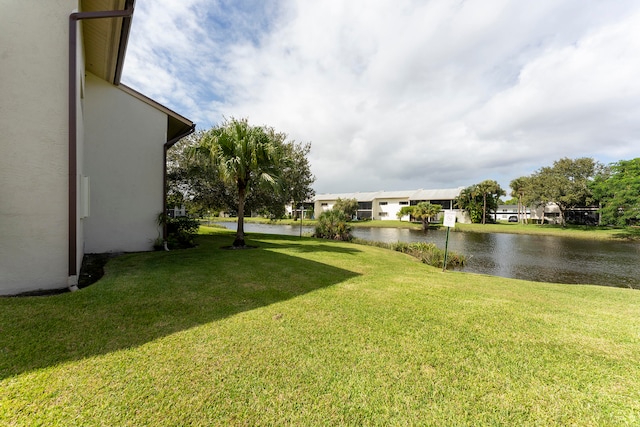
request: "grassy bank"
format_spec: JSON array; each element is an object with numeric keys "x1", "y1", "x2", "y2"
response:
[
  {"x1": 2, "y1": 228, "x2": 638, "y2": 425},
  {"x1": 454, "y1": 222, "x2": 640, "y2": 241}
]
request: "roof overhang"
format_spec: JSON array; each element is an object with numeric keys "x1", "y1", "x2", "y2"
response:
[
  {"x1": 80, "y1": 0, "x2": 195, "y2": 140},
  {"x1": 119, "y1": 84, "x2": 195, "y2": 142},
  {"x1": 81, "y1": 0, "x2": 135, "y2": 84}
]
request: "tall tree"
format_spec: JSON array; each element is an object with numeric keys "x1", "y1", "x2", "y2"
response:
[
  {"x1": 190, "y1": 118, "x2": 283, "y2": 247},
  {"x1": 591, "y1": 158, "x2": 640, "y2": 226},
  {"x1": 333, "y1": 198, "x2": 359, "y2": 220},
  {"x1": 455, "y1": 184, "x2": 482, "y2": 223},
  {"x1": 529, "y1": 157, "x2": 601, "y2": 227},
  {"x1": 243, "y1": 140, "x2": 315, "y2": 219},
  {"x1": 167, "y1": 130, "x2": 231, "y2": 216},
  {"x1": 281, "y1": 141, "x2": 315, "y2": 219}
]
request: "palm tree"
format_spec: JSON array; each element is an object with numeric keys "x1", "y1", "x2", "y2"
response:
[
  {"x1": 477, "y1": 180, "x2": 505, "y2": 224},
  {"x1": 190, "y1": 118, "x2": 283, "y2": 247},
  {"x1": 412, "y1": 202, "x2": 442, "y2": 231},
  {"x1": 510, "y1": 177, "x2": 529, "y2": 224}
]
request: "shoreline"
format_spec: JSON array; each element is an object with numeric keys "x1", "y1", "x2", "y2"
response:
[{"x1": 202, "y1": 217, "x2": 639, "y2": 242}]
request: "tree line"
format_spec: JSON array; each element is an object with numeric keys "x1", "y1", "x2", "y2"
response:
[{"x1": 457, "y1": 157, "x2": 640, "y2": 227}]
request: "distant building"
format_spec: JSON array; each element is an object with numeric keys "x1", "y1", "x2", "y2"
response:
[
  {"x1": 313, "y1": 187, "x2": 470, "y2": 223},
  {"x1": 495, "y1": 205, "x2": 532, "y2": 222},
  {"x1": 284, "y1": 202, "x2": 315, "y2": 220},
  {"x1": 495, "y1": 204, "x2": 599, "y2": 224}
]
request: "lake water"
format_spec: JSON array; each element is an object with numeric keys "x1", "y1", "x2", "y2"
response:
[{"x1": 213, "y1": 222, "x2": 640, "y2": 290}]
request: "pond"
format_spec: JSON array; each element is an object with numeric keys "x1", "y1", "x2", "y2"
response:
[{"x1": 212, "y1": 222, "x2": 640, "y2": 290}]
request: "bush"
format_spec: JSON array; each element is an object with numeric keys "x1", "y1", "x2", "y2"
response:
[
  {"x1": 314, "y1": 210, "x2": 352, "y2": 241},
  {"x1": 157, "y1": 214, "x2": 200, "y2": 250}
]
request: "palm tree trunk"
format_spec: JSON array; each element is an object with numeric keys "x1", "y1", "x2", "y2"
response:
[
  {"x1": 234, "y1": 184, "x2": 246, "y2": 247},
  {"x1": 559, "y1": 207, "x2": 566, "y2": 228},
  {"x1": 482, "y1": 194, "x2": 487, "y2": 224}
]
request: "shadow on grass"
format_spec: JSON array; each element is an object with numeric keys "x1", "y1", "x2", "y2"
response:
[
  {"x1": 243, "y1": 232, "x2": 364, "y2": 254},
  {"x1": 0, "y1": 232, "x2": 360, "y2": 379}
]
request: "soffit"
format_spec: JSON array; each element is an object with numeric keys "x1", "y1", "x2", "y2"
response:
[{"x1": 81, "y1": 0, "x2": 127, "y2": 83}]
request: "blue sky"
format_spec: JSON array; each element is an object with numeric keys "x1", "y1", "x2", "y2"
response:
[{"x1": 122, "y1": 0, "x2": 640, "y2": 195}]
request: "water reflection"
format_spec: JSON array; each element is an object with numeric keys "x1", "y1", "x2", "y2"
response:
[{"x1": 213, "y1": 222, "x2": 640, "y2": 289}]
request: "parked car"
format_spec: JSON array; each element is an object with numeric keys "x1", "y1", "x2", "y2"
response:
[{"x1": 508, "y1": 216, "x2": 518, "y2": 222}]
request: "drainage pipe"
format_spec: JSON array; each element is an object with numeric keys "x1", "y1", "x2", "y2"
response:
[{"x1": 68, "y1": 2, "x2": 134, "y2": 282}]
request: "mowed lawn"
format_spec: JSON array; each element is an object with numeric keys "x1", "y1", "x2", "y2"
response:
[{"x1": 1, "y1": 228, "x2": 639, "y2": 426}]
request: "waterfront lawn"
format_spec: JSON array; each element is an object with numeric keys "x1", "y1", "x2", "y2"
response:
[{"x1": 3, "y1": 229, "x2": 638, "y2": 425}]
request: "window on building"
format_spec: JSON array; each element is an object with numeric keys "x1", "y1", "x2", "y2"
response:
[
  {"x1": 431, "y1": 200, "x2": 451, "y2": 209},
  {"x1": 321, "y1": 203, "x2": 328, "y2": 206},
  {"x1": 379, "y1": 201, "x2": 388, "y2": 206},
  {"x1": 399, "y1": 201, "x2": 409, "y2": 206}
]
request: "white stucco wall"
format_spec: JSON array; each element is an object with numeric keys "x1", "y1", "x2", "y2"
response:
[
  {"x1": 314, "y1": 200, "x2": 335, "y2": 216},
  {"x1": 83, "y1": 73, "x2": 166, "y2": 253},
  {"x1": 373, "y1": 198, "x2": 410, "y2": 220},
  {"x1": 0, "y1": 0, "x2": 79, "y2": 294}
]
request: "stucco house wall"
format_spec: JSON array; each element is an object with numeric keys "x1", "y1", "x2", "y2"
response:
[
  {"x1": 0, "y1": 0, "x2": 77, "y2": 294},
  {"x1": 83, "y1": 73, "x2": 166, "y2": 253},
  {"x1": 314, "y1": 200, "x2": 335, "y2": 216},
  {"x1": 373, "y1": 198, "x2": 410, "y2": 220}
]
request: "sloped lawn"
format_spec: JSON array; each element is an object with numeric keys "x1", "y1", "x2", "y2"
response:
[{"x1": 1, "y1": 228, "x2": 639, "y2": 426}]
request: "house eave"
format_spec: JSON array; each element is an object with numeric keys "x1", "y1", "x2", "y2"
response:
[{"x1": 118, "y1": 84, "x2": 195, "y2": 141}]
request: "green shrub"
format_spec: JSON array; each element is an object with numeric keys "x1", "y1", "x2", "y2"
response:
[
  {"x1": 314, "y1": 210, "x2": 352, "y2": 241},
  {"x1": 157, "y1": 214, "x2": 200, "y2": 250}
]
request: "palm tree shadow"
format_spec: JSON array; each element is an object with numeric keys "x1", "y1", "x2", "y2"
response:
[{"x1": 0, "y1": 234, "x2": 360, "y2": 379}]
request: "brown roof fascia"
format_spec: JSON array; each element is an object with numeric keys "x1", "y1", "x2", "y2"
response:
[{"x1": 113, "y1": 0, "x2": 136, "y2": 84}]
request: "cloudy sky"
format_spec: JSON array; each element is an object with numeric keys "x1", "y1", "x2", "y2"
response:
[{"x1": 122, "y1": 0, "x2": 640, "y2": 195}]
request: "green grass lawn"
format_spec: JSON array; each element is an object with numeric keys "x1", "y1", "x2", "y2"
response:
[{"x1": 2, "y1": 228, "x2": 639, "y2": 425}]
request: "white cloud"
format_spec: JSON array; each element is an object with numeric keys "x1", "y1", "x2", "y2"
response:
[{"x1": 122, "y1": 0, "x2": 640, "y2": 194}]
